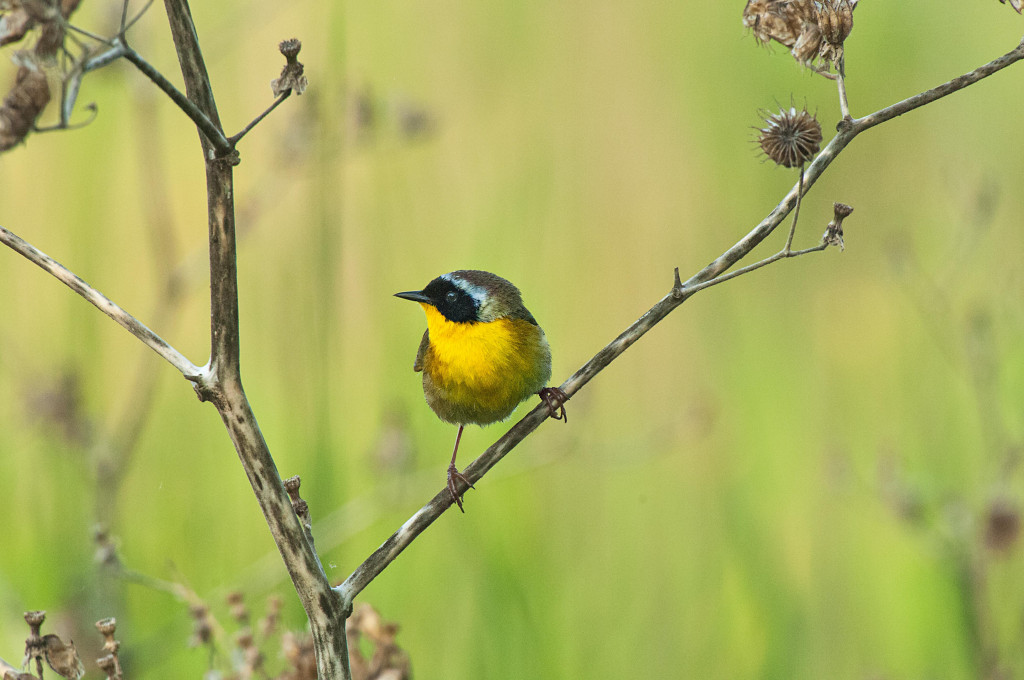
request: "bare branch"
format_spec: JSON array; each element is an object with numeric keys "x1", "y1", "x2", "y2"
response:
[
  {"x1": 835, "y1": 56, "x2": 851, "y2": 118},
  {"x1": 336, "y1": 35, "x2": 1024, "y2": 609},
  {"x1": 161, "y1": 1, "x2": 349, "y2": 677},
  {"x1": 120, "y1": 43, "x2": 232, "y2": 157},
  {"x1": 0, "y1": 225, "x2": 201, "y2": 380},
  {"x1": 121, "y1": 0, "x2": 156, "y2": 35},
  {"x1": 852, "y1": 37, "x2": 1024, "y2": 135},
  {"x1": 228, "y1": 90, "x2": 290, "y2": 146},
  {"x1": 782, "y1": 165, "x2": 805, "y2": 253}
]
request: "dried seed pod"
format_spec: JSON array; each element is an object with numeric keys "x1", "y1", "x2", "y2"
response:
[
  {"x1": 42, "y1": 635, "x2": 84, "y2": 680},
  {"x1": 756, "y1": 106, "x2": 822, "y2": 168},
  {"x1": 791, "y1": 22, "x2": 822, "y2": 65},
  {"x1": 985, "y1": 498, "x2": 1021, "y2": 553},
  {"x1": 823, "y1": 202, "x2": 853, "y2": 250},
  {"x1": 745, "y1": 0, "x2": 859, "y2": 69},
  {"x1": 188, "y1": 604, "x2": 213, "y2": 647},
  {"x1": 818, "y1": 0, "x2": 854, "y2": 45},
  {"x1": 272, "y1": 38, "x2": 307, "y2": 96},
  {"x1": 817, "y1": 0, "x2": 854, "y2": 67},
  {"x1": 0, "y1": 56, "x2": 51, "y2": 151},
  {"x1": 0, "y1": 8, "x2": 35, "y2": 47},
  {"x1": 743, "y1": 0, "x2": 822, "y2": 65}
]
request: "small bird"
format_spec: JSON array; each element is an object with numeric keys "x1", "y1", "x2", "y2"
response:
[{"x1": 395, "y1": 270, "x2": 567, "y2": 511}]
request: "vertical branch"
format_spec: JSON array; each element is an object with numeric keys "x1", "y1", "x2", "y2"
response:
[
  {"x1": 161, "y1": 0, "x2": 237, "y2": 379},
  {"x1": 160, "y1": 1, "x2": 350, "y2": 677}
]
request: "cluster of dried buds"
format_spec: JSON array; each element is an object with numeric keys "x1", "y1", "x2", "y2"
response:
[
  {"x1": 346, "y1": 604, "x2": 411, "y2": 680},
  {"x1": 6, "y1": 609, "x2": 106, "y2": 680},
  {"x1": 743, "y1": 0, "x2": 856, "y2": 72},
  {"x1": 0, "y1": 0, "x2": 83, "y2": 151}
]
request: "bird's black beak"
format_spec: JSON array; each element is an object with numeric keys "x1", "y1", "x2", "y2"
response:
[{"x1": 395, "y1": 290, "x2": 433, "y2": 304}]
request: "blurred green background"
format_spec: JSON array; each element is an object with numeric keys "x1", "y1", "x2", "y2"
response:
[{"x1": 1, "y1": 1, "x2": 1023, "y2": 678}]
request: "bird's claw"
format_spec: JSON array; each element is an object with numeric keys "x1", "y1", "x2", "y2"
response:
[
  {"x1": 538, "y1": 387, "x2": 568, "y2": 422},
  {"x1": 447, "y1": 463, "x2": 474, "y2": 512}
]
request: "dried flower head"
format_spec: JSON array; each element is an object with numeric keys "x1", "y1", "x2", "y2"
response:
[
  {"x1": 743, "y1": 0, "x2": 819, "y2": 65},
  {"x1": 985, "y1": 498, "x2": 1021, "y2": 554},
  {"x1": 823, "y1": 202, "x2": 853, "y2": 251},
  {"x1": 756, "y1": 106, "x2": 822, "y2": 168},
  {"x1": 346, "y1": 604, "x2": 411, "y2": 680},
  {"x1": 93, "y1": 618, "x2": 122, "y2": 680},
  {"x1": 743, "y1": 0, "x2": 813, "y2": 48},
  {"x1": 0, "y1": 7, "x2": 35, "y2": 47},
  {"x1": 0, "y1": 56, "x2": 51, "y2": 152},
  {"x1": 227, "y1": 591, "x2": 249, "y2": 624},
  {"x1": 282, "y1": 631, "x2": 317, "y2": 680},
  {"x1": 42, "y1": 635, "x2": 84, "y2": 680},
  {"x1": 279, "y1": 38, "x2": 301, "y2": 61},
  {"x1": 744, "y1": 0, "x2": 857, "y2": 70},
  {"x1": 818, "y1": 0, "x2": 854, "y2": 45},
  {"x1": 818, "y1": 0, "x2": 854, "y2": 67},
  {"x1": 188, "y1": 604, "x2": 213, "y2": 648},
  {"x1": 272, "y1": 38, "x2": 307, "y2": 96},
  {"x1": 258, "y1": 595, "x2": 283, "y2": 640}
]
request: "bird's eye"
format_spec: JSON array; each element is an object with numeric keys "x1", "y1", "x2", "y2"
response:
[{"x1": 446, "y1": 291, "x2": 458, "y2": 304}]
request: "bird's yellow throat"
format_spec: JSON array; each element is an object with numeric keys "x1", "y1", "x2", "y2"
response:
[{"x1": 419, "y1": 302, "x2": 544, "y2": 411}]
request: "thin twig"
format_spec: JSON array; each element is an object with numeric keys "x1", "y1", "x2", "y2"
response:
[
  {"x1": 336, "y1": 35, "x2": 1024, "y2": 611},
  {"x1": 689, "y1": 244, "x2": 828, "y2": 295},
  {"x1": 82, "y1": 44, "x2": 128, "y2": 72},
  {"x1": 121, "y1": 44, "x2": 232, "y2": 156},
  {"x1": 120, "y1": 0, "x2": 131, "y2": 33},
  {"x1": 0, "y1": 225, "x2": 202, "y2": 380},
  {"x1": 35, "y1": 103, "x2": 97, "y2": 132},
  {"x1": 121, "y1": 0, "x2": 156, "y2": 35},
  {"x1": 63, "y1": 22, "x2": 112, "y2": 44},
  {"x1": 228, "y1": 91, "x2": 291, "y2": 146},
  {"x1": 783, "y1": 164, "x2": 805, "y2": 253},
  {"x1": 836, "y1": 56, "x2": 850, "y2": 118}
]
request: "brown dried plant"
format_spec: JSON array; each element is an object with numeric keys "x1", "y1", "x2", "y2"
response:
[
  {"x1": 743, "y1": 0, "x2": 856, "y2": 72},
  {"x1": 0, "y1": 0, "x2": 85, "y2": 150}
]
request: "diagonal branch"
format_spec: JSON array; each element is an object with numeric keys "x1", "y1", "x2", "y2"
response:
[
  {"x1": 0, "y1": 224, "x2": 201, "y2": 380},
  {"x1": 121, "y1": 43, "x2": 232, "y2": 156},
  {"x1": 336, "y1": 35, "x2": 1024, "y2": 610}
]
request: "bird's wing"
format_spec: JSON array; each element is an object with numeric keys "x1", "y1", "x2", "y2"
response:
[{"x1": 413, "y1": 329, "x2": 429, "y2": 372}]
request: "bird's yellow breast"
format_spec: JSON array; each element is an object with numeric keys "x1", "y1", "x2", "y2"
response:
[{"x1": 418, "y1": 303, "x2": 551, "y2": 425}]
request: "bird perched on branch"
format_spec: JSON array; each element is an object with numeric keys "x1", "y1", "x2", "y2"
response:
[{"x1": 395, "y1": 270, "x2": 567, "y2": 511}]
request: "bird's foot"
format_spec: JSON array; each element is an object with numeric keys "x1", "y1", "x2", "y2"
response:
[
  {"x1": 538, "y1": 387, "x2": 568, "y2": 422},
  {"x1": 447, "y1": 463, "x2": 474, "y2": 512}
]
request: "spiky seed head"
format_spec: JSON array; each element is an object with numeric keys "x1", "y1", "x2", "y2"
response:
[{"x1": 756, "y1": 107, "x2": 822, "y2": 168}]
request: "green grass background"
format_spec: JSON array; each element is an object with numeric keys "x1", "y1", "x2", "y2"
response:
[{"x1": 1, "y1": 1, "x2": 1023, "y2": 678}]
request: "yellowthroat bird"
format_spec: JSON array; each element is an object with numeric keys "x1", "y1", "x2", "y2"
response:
[{"x1": 396, "y1": 270, "x2": 567, "y2": 511}]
